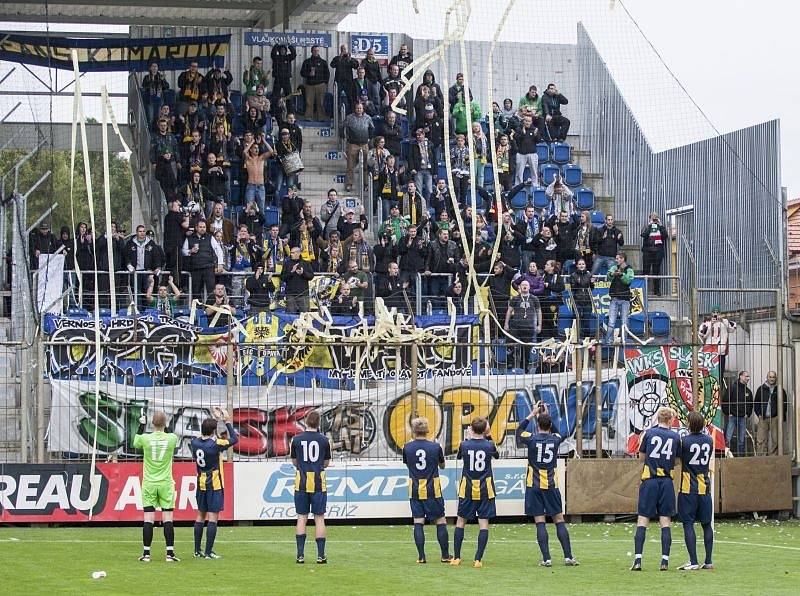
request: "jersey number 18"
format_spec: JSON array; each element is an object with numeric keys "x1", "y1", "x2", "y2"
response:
[{"x1": 467, "y1": 450, "x2": 486, "y2": 472}]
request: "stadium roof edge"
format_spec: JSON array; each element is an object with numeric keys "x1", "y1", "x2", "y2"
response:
[{"x1": 0, "y1": 0, "x2": 360, "y2": 29}]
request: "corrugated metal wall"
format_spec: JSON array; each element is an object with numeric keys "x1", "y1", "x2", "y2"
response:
[{"x1": 577, "y1": 25, "x2": 782, "y2": 312}]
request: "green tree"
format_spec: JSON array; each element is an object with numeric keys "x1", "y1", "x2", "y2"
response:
[{"x1": 0, "y1": 146, "x2": 132, "y2": 235}]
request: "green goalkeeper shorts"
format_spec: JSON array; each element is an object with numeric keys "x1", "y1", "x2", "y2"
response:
[{"x1": 142, "y1": 480, "x2": 176, "y2": 510}]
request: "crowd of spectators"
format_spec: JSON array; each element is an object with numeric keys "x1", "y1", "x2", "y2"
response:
[{"x1": 27, "y1": 40, "x2": 672, "y2": 346}]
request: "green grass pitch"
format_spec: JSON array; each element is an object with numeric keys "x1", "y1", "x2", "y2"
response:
[{"x1": 2, "y1": 521, "x2": 798, "y2": 594}]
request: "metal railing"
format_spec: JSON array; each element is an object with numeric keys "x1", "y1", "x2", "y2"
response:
[{"x1": 127, "y1": 73, "x2": 166, "y2": 237}]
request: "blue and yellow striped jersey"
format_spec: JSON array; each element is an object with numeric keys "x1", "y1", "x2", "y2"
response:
[
  {"x1": 402, "y1": 439, "x2": 445, "y2": 500},
  {"x1": 456, "y1": 438, "x2": 499, "y2": 501},
  {"x1": 290, "y1": 431, "x2": 332, "y2": 493},
  {"x1": 190, "y1": 423, "x2": 238, "y2": 491},
  {"x1": 517, "y1": 418, "x2": 562, "y2": 490},
  {"x1": 679, "y1": 432, "x2": 713, "y2": 495},
  {"x1": 639, "y1": 426, "x2": 682, "y2": 480}
]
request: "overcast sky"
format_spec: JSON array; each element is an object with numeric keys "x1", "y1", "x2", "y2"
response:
[{"x1": 341, "y1": 0, "x2": 798, "y2": 198}]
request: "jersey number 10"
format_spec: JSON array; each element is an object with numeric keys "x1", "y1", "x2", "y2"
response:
[{"x1": 301, "y1": 440, "x2": 320, "y2": 462}]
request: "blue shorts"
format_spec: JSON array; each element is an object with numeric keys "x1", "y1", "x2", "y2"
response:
[
  {"x1": 196, "y1": 488, "x2": 224, "y2": 513},
  {"x1": 457, "y1": 498, "x2": 496, "y2": 520},
  {"x1": 410, "y1": 497, "x2": 445, "y2": 521},
  {"x1": 678, "y1": 492, "x2": 712, "y2": 525},
  {"x1": 638, "y1": 478, "x2": 676, "y2": 518},
  {"x1": 295, "y1": 491, "x2": 327, "y2": 516},
  {"x1": 524, "y1": 487, "x2": 563, "y2": 517}
]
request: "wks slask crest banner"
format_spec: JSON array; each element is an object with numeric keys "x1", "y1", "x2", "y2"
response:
[{"x1": 624, "y1": 344, "x2": 725, "y2": 453}]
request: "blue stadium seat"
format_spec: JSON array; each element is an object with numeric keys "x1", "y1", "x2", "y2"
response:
[
  {"x1": 265, "y1": 206, "x2": 279, "y2": 227},
  {"x1": 509, "y1": 368, "x2": 525, "y2": 375},
  {"x1": 629, "y1": 313, "x2": 647, "y2": 336},
  {"x1": 437, "y1": 164, "x2": 447, "y2": 180},
  {"x1": 509, "y1": 188, "x2": 529, "y2": 210},
  {"x1": 540, "y1": 163, "x2": 559, "y2": 186},
  {"x1": 162, "y1": 89, "x2": 176, "y2": 110},
  {"x1": 494, "y1": 340, "x2": 507, "y2": 364},
  {"x1": 483, "y1": 164, "x2": 494, "y2": 186},
  {"x1": 324, "y1": 92, "x2": 333, "y2": 118},
  {"x1": 590, "y1": 210, "x2": 605, "y2": 227},
  {"x1": 650, "y1": 311, "x2": 671, "y2": 336},
  {"x1": 67, "y1": 307, "x2": 90, "y2": 318},
  {"x1": 229, "y1": 90, "x2": 242, "y2": 113},
  {"x1": 562, "y1": 163, "x2": 583, "y2": 187},
  {"x1": 552, "y1": 142, "x2": 571, "y2": 164},
  {"x1": 532, "y1": 186, "x2": 548, "y2": 209},
  {"x1": 575, "y1": 187, "x2": 595, "y2": 211},
  {"x1": 536, "y1": 142, "x2": 551, "y2": 163}
]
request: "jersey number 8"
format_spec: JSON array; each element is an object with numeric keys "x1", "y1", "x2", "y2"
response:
[{"x1": 195, "y1": 448, "x2": 206, "y2": 468}]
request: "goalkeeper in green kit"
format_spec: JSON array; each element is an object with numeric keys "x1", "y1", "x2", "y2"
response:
[{"x1": 133, "y1": 410, "x2": 180, "y2": 562}]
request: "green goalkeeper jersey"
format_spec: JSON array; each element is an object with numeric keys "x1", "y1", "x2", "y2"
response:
[{"x1": 133, "y1": 430, "x2": 179, "y2": 484}]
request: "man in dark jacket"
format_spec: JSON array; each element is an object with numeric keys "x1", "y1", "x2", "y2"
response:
[
  {"x1": 245, "y1": 263, "x2": 274, "y2": 314},
  {"x1": 753, "y1": 370, "x2": 787, "y2": 456},
  {"x1": 300, "y1": 45, "x2": 329, "y2": 121},
  {"x1": 425, "y1": 228, "x2": 459, "y2": 308},
  {"x1": 182, "y1": 220, "x2": 224, "y2": 300},
  {"x1": 163, "y1": 200, "x2": 189, "y2": 286},
  {"x1": 29, "y1": 222, "x2": 58, "y2": 269},
  {"x1": 330, "y1": 44, "x2": 359, "y2": 114},
  {"x1": 640, "y1": 212, "x2": 668, "y2": 296},
  {"x1": 96, "y1": 222, "x2": 127, "y2": 308},
  {"x1": 379, "y1": 110, "x2": 403, "y2": 158},
  {"x1": 376, "y1": 261, "x2": 407, "y2": 312},
  {"x1": 541, "y1": 83, "x2": 569, "y2": 141},
  {"x1": 723, "y1": 371, "x2": 753, "y2": 456},
  {"x1": 398, "y1": 225, "x2": 427, "y2": 292},
  {"x1": 281, "y1": 246, "x2": 314, "y2": 313},
  {"x1": 124, "y1": 225, "x2": 166, "y2": 307},
  {"x1": 389, "y1": 44, "x2": 413, "y2": 77},
  {"x1": 409, "y1": 128, "x2": 437, "y2": 200},
  {"x1": 510, "y1": 114, "x2": 541, "y2": 186},
  {"x1": 271, "y1": 44, "x2": 297, "y2": 100},
  {"x1": 591, "y1": 214, "x2": 624, "y2": 274}
]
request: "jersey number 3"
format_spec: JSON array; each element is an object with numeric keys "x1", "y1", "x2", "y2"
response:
[{"x1": 415, "y1": 449, "x2": 426, "y2": 470}]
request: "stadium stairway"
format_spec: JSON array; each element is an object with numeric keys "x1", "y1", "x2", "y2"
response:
[
  {"x1": 567, "y1": 135, "x2": 681, "y2": 327},
  {"x1": 293, "y1": 120, "x2": 369, "y2": 230}
]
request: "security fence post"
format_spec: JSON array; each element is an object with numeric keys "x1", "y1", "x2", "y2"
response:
[
  {"x1": 411, "y1": 341, "x2": 419, "y2": 419},
  {"x1": 595, "y1": 337, "x2": 602, "y2": 458},
  {"x1": 575, "y1": 340, "x2": 583, "y2": 457}
]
